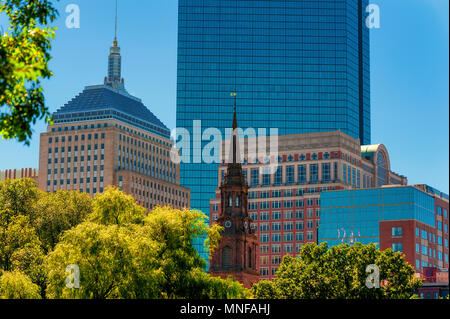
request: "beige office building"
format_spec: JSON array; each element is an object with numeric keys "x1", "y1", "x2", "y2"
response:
[{"x1": 38, "y1": 36, "x2": 189, "y2": 210}]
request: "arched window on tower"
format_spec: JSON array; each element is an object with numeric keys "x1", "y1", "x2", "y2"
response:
[
  {"x1": 228, "y1": 195, "x2": 233, "y2": 207},
  {"x1": 235, "y1": 195, "x2": 240, "y2": 207},
  {"x1": 223, "y1": 246, "x2": 231, "y2": 268}
]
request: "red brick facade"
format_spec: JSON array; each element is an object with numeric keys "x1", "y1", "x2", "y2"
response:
[
  {"x1": 209, "y1": 110, "x2": 259, "y2": 288},
  {"x1": 379, "y1": 191, "x2": 449, "y2": 272}
]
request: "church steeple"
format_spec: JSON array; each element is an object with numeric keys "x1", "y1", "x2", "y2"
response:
[
  {"x1": 105, "y1": 0, "x2": 125, "y2": 91},
  {"x1": 223, "y1": 93, "x2": 246, "y2": 189},
  {"x1": 208, "y1": 93, "x2": 259, "y2": 289}
]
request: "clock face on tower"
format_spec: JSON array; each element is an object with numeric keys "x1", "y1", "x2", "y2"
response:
[{"x1": 224, "y1": 220, "x2": 232, "y2": 228}]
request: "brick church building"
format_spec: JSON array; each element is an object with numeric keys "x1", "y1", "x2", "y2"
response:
[{"x1": 208, "y1": 96, "x2": 259, "y2": 288}]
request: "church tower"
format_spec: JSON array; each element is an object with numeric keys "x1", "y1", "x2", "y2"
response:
[{"x1": 209, "y1": 93, "x2": 259, "y2": 289}]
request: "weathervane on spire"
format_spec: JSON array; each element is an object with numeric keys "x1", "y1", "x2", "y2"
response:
[{"x1": 230, "y1": 92, "x2": 237, "y2": 113}]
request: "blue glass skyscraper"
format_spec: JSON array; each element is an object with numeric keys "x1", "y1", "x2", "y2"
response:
[{"x1": 176, "y1": 0, "x2": 371, "y2": 261}]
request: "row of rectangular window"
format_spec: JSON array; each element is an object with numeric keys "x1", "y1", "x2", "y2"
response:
[
  {"x1": 47, "y1": 177, "x2": 103, "y2": 186},
  {"x1": 257, "y1": 220, "x2": 318, "y2": 231},
  {"x1": 247, "y1": 199, "x2": 319, "y2": 212},
  {"x1": 127, "y1": 176, "x2": 188, "y2": 199},
  {"x1": 247, "y1": 187, "x2": 328, "y2": 199},
  {"x1": 260, "y1": 231, "x2": 314, "y2": 243},
  {"x1": 415, "y1": 243, "x2": 447, "y2": 262},
  {"x1": 49, "y1": 134, "x2": 105, "y2": 143},
  {"x1": 417, "y1": 227, "x2": 449, "y2": 243},
  {"x1": 47, "y1": 186, "x2": 103, "y2": 194},
  {"x1": 48, "y1": 144, "x2": 105, "y2": 153},
  {"x1": 260, "y1": 243, "x2": 307, "y2": 255}
]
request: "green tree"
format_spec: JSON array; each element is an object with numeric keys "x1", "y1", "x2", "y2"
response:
[
  {"x1": 0, "y1": 178, "x2": 92, "y2": 252},
  {"x1": 140, "y1": 206, "x2": 227, "y2": 298},
  {"x1": 0, "y1": 179, "x2": 93, "y2": 296},
  {"x1": 0, "y1": 178, "x2": 39, "y2": 224},
  {"x1": 45, "y1": 222, "x2": 156, "y2": 299},
  {"x1": 0, "y1": 0, "x2": 58, "y2": 144},
  {"x1": 33, "y1": 190, "x2": 93, "y2": 252},
  {"x1": 0, "y1": 270, "x2": 41, "y2": 299},
  {"x1": 185, "y1": 269, "x2": 252, "y2": 299},
  {"x1": 250, "y1": 279, "x2": 278, "y2": 299},
  {"x1": 0, "y1": 215, "x2": 46, "y2": 296},
  {"x1": 252, "y1": 243, "x2": 423, "y2": 299},
  {"x1": 45, "y1": 191, "x2": 250, "y2": 299},
  {"x1": 89, "y1": 186, "x2": 146, "y2": 226}
]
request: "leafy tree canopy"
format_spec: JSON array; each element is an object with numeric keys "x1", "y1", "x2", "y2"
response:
[
  {"x1": 0, "y1": 270, "x2": 41, "y2": 299},
  {"x1": 33, "y1": 189, "x2": 92, "y2": 252},
  {"x1": 252, "y1": 243, "x2": 423, "y2": 299},
  {"x1": 89, "y1": 186, "x2": 146, "y2": 226},
  {"x1": 45, "y1": 188, "x2": 249, "y2": 299},
  {"x1": 0, "y1": 0, "x2": 58, "y2": 144},
  {"x1": 0, "y1": 178, "x2": 93, "y2": 252}
]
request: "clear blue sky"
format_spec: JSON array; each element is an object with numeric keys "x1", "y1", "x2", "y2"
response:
[{"x1": 0, "y1": 0, "x2": 448, "y2": 193}]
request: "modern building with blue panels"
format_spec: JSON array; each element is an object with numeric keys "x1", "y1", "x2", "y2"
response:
[
  {"x1": 319, "y1": 185, "x2": 449, "y2": 272},
  {"x1": 176, "y1": 0, "x2": 371, "y2": 263},
  {"x1": 319, "y1": 186, "x2": 436, "y2": 246}
]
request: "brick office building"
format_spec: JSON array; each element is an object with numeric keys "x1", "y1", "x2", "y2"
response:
[
  {"x1": 0, "y1": 168, "x2": 39, "y2": 182},
  {"x1": 210, "y1": 131, "x2": 406, "y2": 280},
  {"x1": 319, "y1": 185, "x2": 449, "y2": 273},
  {"x1": 38, "y1": 36, "x2": 189, "y2": 210},
  {"x1": 416, "y1": 267, "x2": 449, "y2": 299}
]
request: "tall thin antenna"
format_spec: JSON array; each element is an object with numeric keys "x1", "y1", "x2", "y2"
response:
[{"x1": 114, "y1": 0, "x2": 118, "y2": 42}]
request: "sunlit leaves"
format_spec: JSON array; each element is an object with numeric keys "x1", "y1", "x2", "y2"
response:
[
  {"x1": 0, "y1": 179, "x2": 251, "y2": 299},
  {"x1": 252, "y1": 243, "x2": 423, "y2": 299},
  {"x1": 89, "y1": 186, "x2": 146, "y2": 226},
  {"x1": 0, "y1": 270, "x2": 41, "y2": 299},
  {"x1": 0, "y1": 0, "x2": 58, "y2": 144}
]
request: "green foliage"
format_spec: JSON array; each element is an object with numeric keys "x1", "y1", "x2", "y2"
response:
[
  {"x1": 0, "y1": 214, "x2": 43, "y2": 273},
  {"x1": 45, "y1": 202, "x2": 249, "y2": 299},
  {"x1": 45, "y1": 222, "x2": 157, "y2": 299},
  {"x1": 0, "y1": 179, "x2": 249, "y2": 299},
  {"x1": 89, "y1": 186, "x2": 146, "y2": 226},
  {"x1": 0, "y1": 214, "x2": 46, "y2": 297},
  {"x1": 33, "y1": 190, "x2": 92, "y2": 252},
  {"x1": 0, "y1": 178, "x2": 93, "y2": 252},
  {"x1": 0, "y1": 270, "x2": 41, "y2": 299},
  {"x1": 252, "y1": 243, "x2": 423, "y2": 299},
  {"x1": 185, "y1": 270, "x2": 252, "y2": 299},
  {"x1": 0, "y1": 0, "x2": 58, "y2": 144},
  {"x1": 251, "y1": 279, "x2": 278, "y2": 299},
  {"x1": 3, "y1": 178, "x2": 425, "y2": 300},
  {"x1": 0, "y1": 178, "x2": 39, "y2": 224}
]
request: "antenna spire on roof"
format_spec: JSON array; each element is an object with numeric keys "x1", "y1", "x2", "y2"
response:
[
  {"x1": 106, "y1": 0, "x2": 124, "y2": 91},
  {"x1": 114, "y1": 0, "x2": 118, "y2": 45}
]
